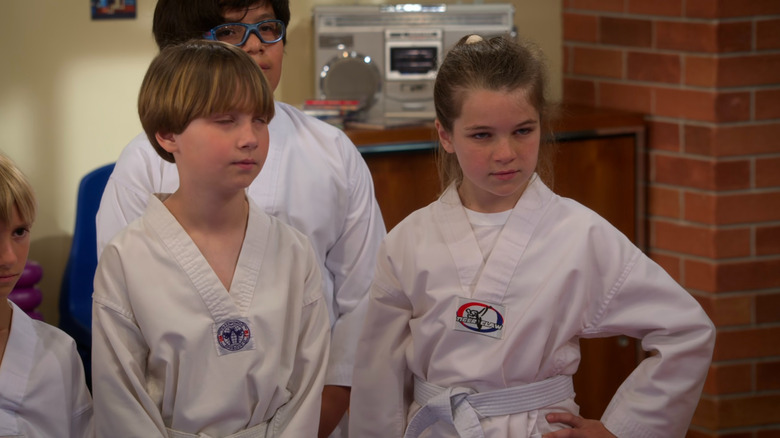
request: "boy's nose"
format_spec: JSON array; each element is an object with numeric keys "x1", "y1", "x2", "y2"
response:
[
  {"x1": 0, "y1": 240, "x2": 17, "y2": 268},
  {"x1": 242, "y1": 31, "x2": 264, "y2": 54},
  {"x1": 238, "y1": 122, "x2": 260, "y2": 150}
]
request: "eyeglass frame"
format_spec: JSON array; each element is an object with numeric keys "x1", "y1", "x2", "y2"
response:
[{"x1": 203, "y1": 19, "x2": 286, "y2": 46}]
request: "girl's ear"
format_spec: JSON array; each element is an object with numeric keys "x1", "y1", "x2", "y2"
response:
[
  {"x1": 435, "y1": 119, "x2": 455, "y2": 154},
  {"x1": 155, "y1": 131, "x2": 179, "y2": 154}
]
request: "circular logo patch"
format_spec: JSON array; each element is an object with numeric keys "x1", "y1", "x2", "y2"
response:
[
  {"x1": 455, "y1": 302, "x2": 504, "y2": 333},
  {"x1": 217, "y1": 319, "x2": 251, "y2": 351}
]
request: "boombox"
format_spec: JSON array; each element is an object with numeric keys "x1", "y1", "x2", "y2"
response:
[{"x1": 312, "y1": 4, "x2": 515, "y2": 123}]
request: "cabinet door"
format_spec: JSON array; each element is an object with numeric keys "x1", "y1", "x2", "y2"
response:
[
  {"x1": 553, "y1": 135, "x2": 637, "y2": 241},
  {"x1": 554, "y1": 134, "x2": 641, "y2": 420},
  {"x1": 361, "y1": 148, "x2": 440, "y2": 230}
]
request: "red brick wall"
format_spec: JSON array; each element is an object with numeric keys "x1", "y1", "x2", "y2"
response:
[{"x1": 562, "y1": 0, "x2": 780, "y2": 436}]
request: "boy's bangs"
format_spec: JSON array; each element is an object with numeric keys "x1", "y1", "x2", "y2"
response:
[
  {"x1": 0, "y1": 197, "x2": 12, "y2": 224},
  {"x1": 0, "y1": 187, "x2": 36, "y2": 225},
  {"x1": 198, "y1": 63, "x2": 273, "y2": 119},
  {"x1": 0, "y1": 160, "x2": 36, "y2": 224}
]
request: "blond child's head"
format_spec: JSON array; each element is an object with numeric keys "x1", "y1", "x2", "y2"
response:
[
  {"x1": 138, "y1": 39, "x2": 275, "y2": 163},
  {"x1": 0, "y1": 154, "x2": 36, "y2": 226},
  {"x1": 0, "y1": 154, "x2": 35, "y2": 296}
]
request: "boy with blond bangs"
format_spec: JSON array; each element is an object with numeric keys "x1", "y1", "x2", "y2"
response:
[
  {"x1": 0, "y1": 153, "x2": 94, "y2": 437},
  {"x1": 92, "y1": 40, "x2": 330, "y2": 437}
]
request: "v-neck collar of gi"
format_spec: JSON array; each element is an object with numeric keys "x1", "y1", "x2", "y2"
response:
[
  {"x1": 144, "y1": 194, "x2": 267, "y2": 323},
  {"x1": 433, "y1": 175, "x2": 551, "y2": 304}
]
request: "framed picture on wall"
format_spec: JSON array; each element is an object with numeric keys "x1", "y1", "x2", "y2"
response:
[{"x1": 91, "y1": 0, "x2": 136, "y2": 20}]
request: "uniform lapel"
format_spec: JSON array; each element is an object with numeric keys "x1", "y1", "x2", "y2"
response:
[
  {"x1": 145, "y1": 195, "x2": 245, "y2": 323},
  {"x1": 434, "y1": 184, "x2": 485, "y2": 295},
  {"x1": 476, "y1": 176, "x2": 550, "y2": 304},
  {"x1": 228, "y1": 201, "x2": 267, "y2": 313}
]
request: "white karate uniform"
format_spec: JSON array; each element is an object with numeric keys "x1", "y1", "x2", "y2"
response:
[
  {"x1": 0, "y1": 301, "x2": 94, "y2": 438},
  {"x1": 92, "y1": 195, "x2": 330, "y2": 437},
  {"x1": 349, "y1": 176, "x2": 715, "y2": 438},
  {"x1": 96, "y1": 101, "x2": 386, "y2": 392}
]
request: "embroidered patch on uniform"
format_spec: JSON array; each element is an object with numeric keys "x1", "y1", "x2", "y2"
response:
[
  {"x1": 214, "y1": 318, "x2": 256, "y2": 356},
  {"x1": 454, "y1": 297, "x2": 506, "y2": 339}
]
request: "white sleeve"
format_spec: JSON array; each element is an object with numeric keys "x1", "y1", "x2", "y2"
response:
[
  {"x1": 91, "y1": 244, "x2": 168, "y2": 437},
  {"x1": 96, "y1": 134, "x2": 171, "y2": 258},
  {"x1": 273, "y1": 244, "x2": 331, "y2": 437},
  {"x1": 325, "y1": 131, "x2": 387, "y2": 386},
  {"x1": 349, "y1": 242, "x2": 412, "y2": 438},
  {"x1": 585, "y1": 249, "x2": 715, "y2": 438}
]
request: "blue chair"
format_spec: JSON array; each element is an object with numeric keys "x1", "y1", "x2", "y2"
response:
[{"x1": 59, "y1": 162, "x2": 115, "y2": 388}]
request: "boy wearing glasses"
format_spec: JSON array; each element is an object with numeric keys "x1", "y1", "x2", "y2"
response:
[{"x1": 96, "y1": 1, "x2": 386, "y2": 437}]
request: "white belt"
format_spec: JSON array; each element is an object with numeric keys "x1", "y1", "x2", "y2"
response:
[
  {"x1": 404, "y1": 374, "x2": 574, "y2": 438},
  {"x1": 166, "y1": 421, "x2": 268, "y2": 438}
]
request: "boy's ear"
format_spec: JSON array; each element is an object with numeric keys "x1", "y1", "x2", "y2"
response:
[
  {"x1": 435, "y1": 119, "x2": 455, "y2": 154},
  {"x1": 155, "y1": 131, "x2": 179, "y2": 154}
]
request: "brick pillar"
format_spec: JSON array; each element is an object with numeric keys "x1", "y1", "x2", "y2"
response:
[{"x1": 562, "y1": 0, "x2": 780, "y2": 436}]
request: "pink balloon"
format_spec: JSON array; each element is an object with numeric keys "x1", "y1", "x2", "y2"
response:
[
  {"x1": 8, "y1": 287, "x2": 43, "y2": 312},
  {"x1": 28, "y1": 311, "x2": 45, "y2": 321},
  {"x1": 16, "y1": 260, "x2": 43, "y2": 288}
]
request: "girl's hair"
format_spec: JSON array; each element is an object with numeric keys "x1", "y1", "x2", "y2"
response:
[
  {"x1": 138, "y1": 39, "x2": 275, "y2": 163},
  {"x1": 153, "y1": 0, "x2": 291, "y2": 49},
  {"x1": 433, "y1": 34, "x2": 556, "y2": 191},
  {"x1": 0, "y1": 154, "x2": 36, "y2": 225}
]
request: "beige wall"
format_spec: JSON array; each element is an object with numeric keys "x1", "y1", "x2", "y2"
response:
[{"x1": 0, "y1": 0, "x2": 560, "y2": 324}]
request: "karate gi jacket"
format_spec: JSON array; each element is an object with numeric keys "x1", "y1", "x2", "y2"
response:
[
  {"x1": 0, "y1": 301, "x2": 93, "y2": 437},
  {"x1": 350, "y1": 177, "x2": 715, "y2": 438},
  {"x1": 92, "y1": 195, "x2": 330, "y2": 437}
]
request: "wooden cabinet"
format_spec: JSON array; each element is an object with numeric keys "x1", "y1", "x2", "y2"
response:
[
  {"x1": 345, "y1": 105, "x2": 647, "y2": 420},
  {"x1": 347, "y1": 126, "x2": 441, "y2": 230}
]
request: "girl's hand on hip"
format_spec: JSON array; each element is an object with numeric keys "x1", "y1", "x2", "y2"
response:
[{"x1": 542, "y1": 413, "x2": 617, "y2": 438}]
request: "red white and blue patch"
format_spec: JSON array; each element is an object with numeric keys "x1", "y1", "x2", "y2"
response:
[
  {"x1": 214, "y1": 318, "x2": 255, "y2": 356},
  {"x1": 454, "y1": 297, "x2": 506, "y2": 339}
]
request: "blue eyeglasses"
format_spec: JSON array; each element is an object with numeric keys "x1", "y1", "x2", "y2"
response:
[{"x1": 203, "y1": 19, "x2": 285, "y2": 46}]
